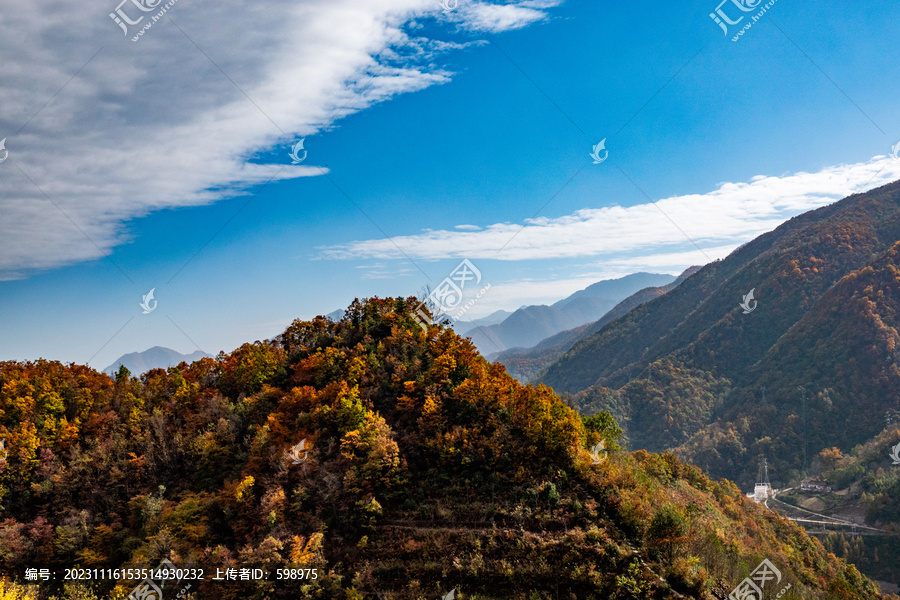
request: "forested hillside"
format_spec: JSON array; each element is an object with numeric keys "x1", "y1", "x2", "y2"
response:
[
  {"x1": 760, "y1": 424, "x2": 900, "y2": 588},
  {"x1": 0, "y1": 298, "x2": 883, "y2": 599},
  {"x1": 536, "y1": 180, "x2": 900, "y2": 486}
]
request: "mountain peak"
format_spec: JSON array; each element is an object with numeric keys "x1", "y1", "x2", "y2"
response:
[{"x1": 102, "y1": 346, "x2": 211, "y2": 376}]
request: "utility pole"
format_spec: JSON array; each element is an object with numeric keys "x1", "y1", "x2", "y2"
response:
[
  {"x1": 754, "y1": 455, "x2": 771, "y2": 504},
  {"x1": 801, "y1": 388, "x2": 808, "y2": 475},
  {"x1": 757, "y1": 455, "x2": 770, "y2": 487},
  {"x1": 643, "y1": 347, "x2": 651, "y2": 384}
]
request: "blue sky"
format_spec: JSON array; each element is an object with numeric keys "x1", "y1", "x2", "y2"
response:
[{"x1": 1, "y1": 0, "x2": 899, "y2": 369}]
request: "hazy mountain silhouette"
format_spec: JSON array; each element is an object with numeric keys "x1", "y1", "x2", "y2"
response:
[
  {"x1": 103, "y1": 346, "x2": 210, "y2": 376},
  {"x1": 453, "y1": 309, "x2": 513, "y2": 335},
  {"x1": 465, "y1": 272, "x2": 676, "y2": 353},
  {"x1": 495, "y1": 267, "x2": 701, "y2": 381}
]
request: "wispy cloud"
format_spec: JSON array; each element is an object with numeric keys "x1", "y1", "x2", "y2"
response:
[
  {"x1": 453, "y1": 0, "x2": 562, "y2": 32},
  {"x1": 0, "y1": 0, "x2": 561, "y2": 279},
  {"x1": 320, "y1": 156, "x2": 900, "y2": 262},
  {"x1": 354, "y1": 262, "x2": 417, "y2": 279},
  {"x1": 443, "y1": 248, "x2": 738, "y2": 317}
]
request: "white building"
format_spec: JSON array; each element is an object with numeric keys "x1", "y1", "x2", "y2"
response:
[{"x1": 752, "y1": 456, "x2": 772, "y2": 504}]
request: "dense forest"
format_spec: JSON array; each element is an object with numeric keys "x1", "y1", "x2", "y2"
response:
[{"x1": 0, "y1": 298, "x2": 886, "y2": 599}]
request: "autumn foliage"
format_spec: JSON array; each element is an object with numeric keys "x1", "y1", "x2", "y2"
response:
[{"x1": 0, "y1": 298, "x2": 884, "y2": 599}]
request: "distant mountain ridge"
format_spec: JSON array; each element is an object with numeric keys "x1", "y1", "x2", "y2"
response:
[
  {"x1": 465, "y1": 272, "x2": 676, "y2": 353},
  {"x1": 495, "y1": 266, "x2": 701, "y2": 381},
  {"x1": 103, "y1": 346, "x2": 210, "y2": 376},
  {"x1": 453, "y1": 309, "x2": 513, "y2": 334}
]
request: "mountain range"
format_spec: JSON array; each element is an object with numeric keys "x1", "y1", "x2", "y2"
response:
[
  {"x1": 532, "y1": 179, "x2": 900, "y2": 490},
  {"x1": 462, "y1": 272, "x2": 676, "y2": 354},
  {"x1": 495, "y1": 267, "x2": 701, "y2": 382}
]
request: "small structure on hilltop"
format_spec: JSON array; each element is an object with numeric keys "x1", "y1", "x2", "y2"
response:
[
  {"x1": 753, "y1": 456, "x2": 772, "y2": 504},
  {"x1": 800, "y1": 479, "x2": 832, "y2": 493}
]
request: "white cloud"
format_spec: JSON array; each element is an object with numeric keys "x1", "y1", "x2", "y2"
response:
[
  {"x1": 445, "y1": 248, "x2": 736, "y2": 317},
  {"x1": 455, "y1": 0, "x2": 561, "y2": 32},
  {"x1": 587, "y1": 245, "x2": 735, "y2": 272},
  {"x1": 0, "y1": 0, "x2": 561, "y2": 279},
  {"x1": 319, "y1": 156, "x2": 900, "y2": 262}
]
